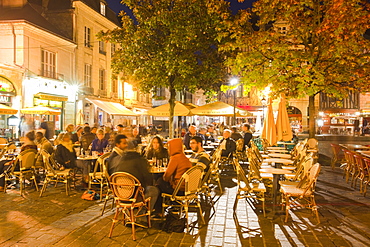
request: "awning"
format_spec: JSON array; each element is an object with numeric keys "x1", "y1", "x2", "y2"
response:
[
  {"x1": 34, "y1": 93, "x2": 68, "y2": 102},
  {"x1": 86, "y1": 98, "x2": 137, "y2": 116},
  {"x1": 21, "y1": 106, "x2": 61, "y2": 115},
  {"x1": 0, "y1": 104, "x2": 18, "y2": 114}
]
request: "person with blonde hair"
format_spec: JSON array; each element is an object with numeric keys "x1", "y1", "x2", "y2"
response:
[{"x1": 54, "y1": 132, "x2": 77, "y2": 169}]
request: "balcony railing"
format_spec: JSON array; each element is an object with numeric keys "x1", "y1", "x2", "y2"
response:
[
  {"x1": 98, "y1": 89, "x2": 107, "y2": 97},
  {"x1": 81, "y1": 86, "x2": 94, "y2": 95},
  {"x1": 40, "y1": 70, "x2": 64, "y2": 81}
]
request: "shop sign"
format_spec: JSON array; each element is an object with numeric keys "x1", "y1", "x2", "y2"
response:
[
  {"x1": 0, "y1": 76, "x2": 16, "y2": 94},
  {"x1": 34, "y1": 98, "x2": 63, "y2": 108},
  {"x1": 0, "y1": 95, "x2": 11, "y2": 103}
]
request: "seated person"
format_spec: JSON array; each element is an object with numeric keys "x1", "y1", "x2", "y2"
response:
[
  {"x1": 155, "y1": 138, "x2": 192, "y2": 214},
  {"x1": 231, "y1": 127, "x2": 243, "y2": 141},
  {"x1": 35, "y1": 131, "x2": 54, "y2": 154},
  {"x1": 219, "y1": 129, "x2": 236, "y2": 158},
  {"x1": 131, "y1": 127, "x2": 142, "y2": 147},
  {"x1": 71, "y1": 126, "x2": 83, "y2": 144},
  {"x1": 54, "y1": 132, "x2": 77, "y2": 170},
  {"x1": 79, "y1": 126, "x2": 95, "y2": 151},
  {"x1": 109, "y1": 141, "x2": 159, "y2": 211},
  {"x1": 0, "y1": 131, "x2": 38, "y2": 190},
  {"x1": 189, "y1": 136, "x2": 211, "y2": 171},
  {"x1": 35, "y1": 131, "x2": 54, "y2": 168},
  {"x1": 107, "y1": 134, "x2": 128, "y2": 176},
  {"x1": 145, "y1": 136, "x2": 168, "y2": 160},
  {"x1": 91, "y1": 129, "x2": 108, "y2": 154},
  {"x1": 242, "y1": 123, "x2": 253, "y2": 149}
]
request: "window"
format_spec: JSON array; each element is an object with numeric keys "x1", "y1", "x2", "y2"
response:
[
  {"x1": 111, "y1": 43, "x2": 116, "y2": 56},
  {"x1": 99, "y1": 41, "x2": 106, "y2": 55},
  {"x1": 41, "y1": 49, "x2": 56, "y2": 79},
  {"x1": 111, "y1": 79, "x2": 117, "y2": 93},
  {"x1": 100, "y1": 2, "x2": 106, "y2": 16},
  {"x1": 84, "y1": 27, "x2": 91, "y2": 47},
  {"x1": 84, "y1": 64, "x2": 92, "y2": 87},
  {"x1": 99, "y1": 69, "x2": 106, "y2": 90}
]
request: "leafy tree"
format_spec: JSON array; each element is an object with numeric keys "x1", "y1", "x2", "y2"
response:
[
  {"x1": 222, "y1": 0, "x2": 370, "y2": 137},
  {"x1": 99, "y1": 0, "x2": 231, "y2": 138}
]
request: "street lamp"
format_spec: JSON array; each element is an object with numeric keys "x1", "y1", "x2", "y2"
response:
[
  {"x1": 261, "y1": 97, "x2": 267, "y2": 123},
  {"x1": 230, "y1": 77, "x2": 239, "y2": 126}
]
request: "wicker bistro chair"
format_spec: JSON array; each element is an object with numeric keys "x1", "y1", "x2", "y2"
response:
[
  {"x1": 5, "y1": 149, "x2": 38, "y2": 195},
  {"x1": 280, "y1": 163, "x2": 321, "y2": 223},
  {"x1": 39, "y1": 150, "x2": 72, "y2": 196},
  {"x1": 235, "y1": 139, "x2": 247, "y2": 162},
  {"x1": 353, "y1": 154, "x2": 368, "y2": 192},
  {"x1": 233, "y1": 158, "x2": 266, "y2": 217},
  {"x1": 108, "y1": 172, "x2": 151, "y2": 241},
  {"x1": 162, "y1": 165, "x2": 205, "y2": 232},
  {"x1": 101, "y1": 159, "x2": 115, "y2": 216},
  {"x1": 88, "y1": 152, "x2": 112, "y2": 200},
  {"x1": 362, "y1": 158, "x2": 370, "y2": 197},
  {"x1": 330, "y1": 143, "x2": 346, "y2": 170}
]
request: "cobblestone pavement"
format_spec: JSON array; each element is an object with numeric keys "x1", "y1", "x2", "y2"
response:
[{"x1": 2, "y1": 154, "x2": 370, "y2": 246}]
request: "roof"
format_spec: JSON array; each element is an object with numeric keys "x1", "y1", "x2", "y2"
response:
[
  {"x1": 47, "y1": 0, "x2": 120, "y2": 26},
  {"x1": 0, "y1": 3, "x2": 70, "y2": 40}
]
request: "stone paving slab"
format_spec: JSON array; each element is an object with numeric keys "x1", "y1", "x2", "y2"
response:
[{"x1": 2, "y1": 162, "x2": 370, "y2": 246}]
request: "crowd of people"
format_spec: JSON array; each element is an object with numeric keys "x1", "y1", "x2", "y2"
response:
[{"x1": 0, "y1": 121, "x2": 255, "y2": 217}]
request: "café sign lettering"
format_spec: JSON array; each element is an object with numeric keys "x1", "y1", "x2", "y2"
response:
[{"x1": 0, "y1": 95, "x2": 11, "y2": 103}]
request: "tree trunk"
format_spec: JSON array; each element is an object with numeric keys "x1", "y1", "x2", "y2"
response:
[
  {"x1": 308, "y1": 95, "x2": 316, "y2": 138},
  {"x1": 168, "y1": 85, "x2": 176, "y2": 139}
]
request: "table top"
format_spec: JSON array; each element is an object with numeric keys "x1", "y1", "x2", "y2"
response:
[
  {"x1": 268, "y1": 153, "x2": 292, "y2": 159},
  {"x1": 358, "y1": 151, "x2": 370, "y2": 158},
  {"x1": 263, "y1": 158, "x2": 294, "y2": 165},
  {"x1": 203, "y1": 146, "x2": 215, "y2": 150},
  {"x1": 77, "y1": 156, "x2": 98, "y2": 160},
  {"x1": 340, "y1": 144, "x2": 370, "y2": 150},
  {"x1": 149, "y1": 166, "x2": 166, "y2": 173},
  {"x1": 266, "y1": 146, "x2": 286, "y2": 150},
  {"x1": 260, "y1": 168, "x2": 292, "y2": 175}
]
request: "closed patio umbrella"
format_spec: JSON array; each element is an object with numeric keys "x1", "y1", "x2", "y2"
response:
[
  {"x1": 0, "y1": 104, "x2": 18, "y2": 114},
  {"x1": 147, "y1": 101, "x2": 195, "y2": 116},
  {"x1": 190, "y1": 101, "x2": 250, "y2": 116},
  {"x1": 276, "y1": 93, "x2": 293, "y2": 141},
  {"x1": 261, "y1": 98, "x2": 277, "y2": 146},
  {"x1": 21, "y1": 106, "x2": 61, "y2": 115},
  {"x1": 76, "y1": 109, "x2": 84, "y2": 125}
]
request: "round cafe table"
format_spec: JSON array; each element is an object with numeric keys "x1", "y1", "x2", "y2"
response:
[{"x1": 260, "y1": 168, "x2": 292, "y2": 218}]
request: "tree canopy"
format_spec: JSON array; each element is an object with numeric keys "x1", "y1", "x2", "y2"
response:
[
  {"x1": 99, "y1": 0, "x2": 232, "y2": 137},
  {"x1": 221, "y1": 0, "x2": 370, "y2": 136}
]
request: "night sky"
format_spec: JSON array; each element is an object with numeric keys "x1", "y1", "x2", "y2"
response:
[{"x1": 106, "y1": 0, "x2": 255, "y2": 16}]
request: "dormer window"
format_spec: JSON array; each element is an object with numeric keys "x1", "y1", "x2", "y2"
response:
[{"x1": 100, "y1": 2, "x2": 106, "y2": 16}]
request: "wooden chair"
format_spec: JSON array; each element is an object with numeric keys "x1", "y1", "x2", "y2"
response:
[
  {"x1": 280, "y1": 163, "x2": 321, "y2": 223},
  {"x1": 39, "y1": 150, "x2": 72, "y2": 196},
  {"x1": 108, "y1": 172, "x2": 151, "y2": 240},
  {"x1": 362, "y1": 158, "x2": 370, "y2": 197},
  {"x1": 233, "y1": 158, "x2": 266, "y2": 217},
  {"x1": 162, "y1": 165, "x2": 205, "y2": 232},
  {"x1": 88, "y1": 152, "x2": 111, "y2": 200},
  {"x1": 330, "y1": 143, "x2": 345, "y2": 169},
  {"x1": 5, "y1": 149, "x2": 38, "y2": 195},
  {"x1": 353, "y1": 154, "x2": 367, "y2": 192}
]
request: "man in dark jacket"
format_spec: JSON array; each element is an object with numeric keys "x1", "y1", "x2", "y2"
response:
[
  {"x1": 109, "y1": 141, "x2": 159, "y2": 211},
  {"x1": 219, "y1": 129, "x2": 236, "y2": 158},
  {"x1": 242, "y1": 123, "x2": 253, "y2": 149},
  {"x1": 107, "y1": 134, "x2": 128, "y2": 175},
  {"x1": 80, "y1": 126, "x2": 95, "y2": 151}
]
